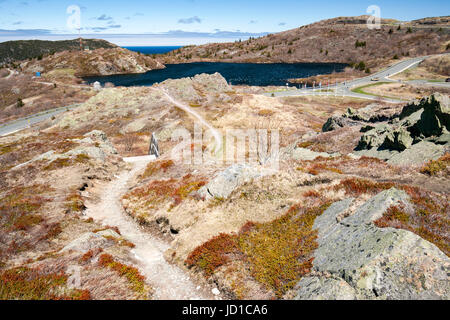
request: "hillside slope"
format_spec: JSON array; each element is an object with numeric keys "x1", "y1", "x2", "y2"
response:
[
  {"x1": 161, "y1": 16, "x2": 450, "y2": 69},
  {"x1": 21, "y1": 47, "x2": 165, "y2": 77},
  {"x1": 0, "y1": 39, "x2": 117, "y2": 66}
]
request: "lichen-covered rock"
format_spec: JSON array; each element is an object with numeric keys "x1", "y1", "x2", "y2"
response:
[
  {"x1": 198, "y1": 164, "x2": 265, "y2": 200},
  {"x1": 294, "y1": 277, "x2": 356, "y2": 300},
  {"x1": 342, "y1": 188, "x2": 410, "y2": 226},
  {"x1": 60, "y1": 232, "x2": 110, "y2": 253},
  {"x1": 159, "y1": 72, "x2": 231, "y2": 104},
  {"x1": 314, "y1": 198, "x2": 354, "y2": 238},
  {"x1": 322, "y1": 116, "x2": 360, "y2": 132},
  {"x1": 387, "y1": 140, "x2": 447, "y2": 166},
  {"x1": 354, "y1": 93, "x2": 450, "y2": 165},
  {"x1": 294, "y1": 189, "x2": 450, "y2": 300}
]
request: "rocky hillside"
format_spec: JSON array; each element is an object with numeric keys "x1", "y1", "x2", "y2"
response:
[
  {"x1": 21, "y1": 47, "x2": 165, "y2": 77},
  {"x1": 161, "y1": 16, "x2": 450, "y2": 69},
  {"x1": 0, "y1": 71, "x2": 448, "y2": 300},
  {"x1": 0, "y1": 39, "x2": 117, "y2": 67}
]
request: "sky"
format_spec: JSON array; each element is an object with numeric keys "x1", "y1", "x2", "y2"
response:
[{"x1": 0, "y1": 0, "x2": 449, "y2": 45}]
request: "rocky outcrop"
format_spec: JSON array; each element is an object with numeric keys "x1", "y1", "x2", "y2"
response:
[
  {"x1": 198, "y1": 164, "x2": 266, "y2": 200},
  {"x1": 355, "y1": 94, "x2": 449, "y2": 164},
  {"x1": 158, "y1": 72, "x2": 231, "y2": 105},
  {"x1": 322, "y1": 94, "x2": 450, "y2": 165},
  {"x1": 294, "y1": 189, "x2": 450, "y2": 300},
  {"x1": 322, "y1": 104, "x2": 400, "y2": 132}
]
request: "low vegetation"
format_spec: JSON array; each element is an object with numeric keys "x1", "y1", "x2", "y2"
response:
[
  {"x1": 98, "y1": 253, "x2": 147, "y2": 296},
  {"x1": 0, "y1": 267, "x2": 91, "y2": 300},
  {"x1": 186, "y1": 203, "x2": 331, "y2": 298},
  {"x1": 123, "y1": 174, "x2": 207, "y2": 211},
  {"x1": 141, "y1": 160, "x2": 175, "y2": 179},
  {"x1": 420, "y1": 154, "x2": 450, "y2": 177}
]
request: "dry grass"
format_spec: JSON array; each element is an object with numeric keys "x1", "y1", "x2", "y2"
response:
[
  {"x1": 98, "y1": 253, "x2": 148, "y2": 296},
  {"x1": 123, "y1": 174, "x2": 207, "y2": 214},
  {"x1": 0, "y1": 266, "x2": 91, "y2": 300},
  {"x1": 186, "y1": 202, "x2": 331, "y2": 298},
  {"x1": 375, "y1": 190, "x2": 449, "y2": 257},
  {"x1": 140, "y1": 160, "x2": 175, "y2": 179},
  {"x1": 420, "y1": 154, "x2": 450, "y2": 177}
]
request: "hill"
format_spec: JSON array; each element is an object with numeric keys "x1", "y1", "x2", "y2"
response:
[
  {"x1": 0, "y1": 38, "x2": 117, "y2": 66},
  {"x1": 160, "y1": 16, "x2": 450, "y2": 69},
  {"x1": 21, "y1": 47, "x2": 165, "y2": 77}
]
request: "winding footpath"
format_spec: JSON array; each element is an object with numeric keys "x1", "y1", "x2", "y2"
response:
[
  {"x1": 155, "y1": 87, "x2": 223, "y2": 152},
  {"x1": 2, "y1": 54, "x2": 449, "y2": 137},
  {"x1": 83, "y1": 89, "x2": 223, "y2": 299},
  {"x1": 84, "y1": 156, "x2": 212, "y2": 300}
]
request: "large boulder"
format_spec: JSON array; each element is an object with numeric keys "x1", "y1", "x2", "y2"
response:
[
  {"x1": 322, "y1": 104, "x2": 398, "y2": 132},
  {"x1": 294, "y1": 188, "x2": 450, "y2": 300},
  {"x1": 294, "y1": 277, "x2": 356, "y2": 300},
  {"x1": 198, "y1": 164, "x2": 265, "y2": 200},
  {"x1": 60, "y1": 232, "x2": 110, "y2": 253}
]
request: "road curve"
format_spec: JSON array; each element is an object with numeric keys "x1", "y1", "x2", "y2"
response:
[
  {"x1": 0, "y1": 104, "x2": 81, "y2": 137},
  {"x1": 265, "y1": 54, "x2": 449, "y2": 101}
]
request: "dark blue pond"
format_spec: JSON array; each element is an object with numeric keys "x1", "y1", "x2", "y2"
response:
[
  {"x1": 123, "y1": 46, "x2": 182, "y2": 55},
  {"x1": 84, "y1": 62, "x2": 347, "y2": 88}
]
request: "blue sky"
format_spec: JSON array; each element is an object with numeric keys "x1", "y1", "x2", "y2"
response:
[{"x1": 0, "y1": 0, "x2": 448, "y2": 45}]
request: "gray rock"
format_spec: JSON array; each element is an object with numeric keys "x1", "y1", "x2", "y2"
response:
[
  {"x1": 382, "y1": 128, "x2": 413, "y2": 151},
  {"x1": 322, "y1": 116, "x2": 361, "y2": 132},
  {"x1": 303, "y1": 189, "x2": 450, "y2": 300},
  {"x1": 65, "y1": 146, "x2": 107, "y2": 161},
  {"x1": 60, "y1": 232, "x2": 109, "y2": 253},
  {"x1": 198, "y1": 164, "x2": 265, "y2": 200},
  {"x1": 387, "y1": 140, "x2": 446, "y2": 166},
  {"x1": 84, "y1": 130, "x2": 108, "y2": 142},
  {"x1": 353, "y1": 148, "x2": 399, "y2": 161},
  {"x1": 96, "y1": 229, "x2": 121, "y2": 239},
  {"x1": 294, "y1": 277, "x2": 356, "y2": 300},
  {"x1": 342, "y1": 188, "x2": 410, "y2": 227},
  {"x1": 356, "y1": 124, "x2": 391, "y2": 150},
  {"x1": 432, "y1": 132, "x2": 450, "y2": 145},
  {"x1": 354, "y1": 94, "x2": 450, "y2": 165},
  {"x1": 292, "y1": 147, "x2": 340, "y2": 161},
  {"x1": 314, "y1": 198, "x2": 354, "y2": 239}
]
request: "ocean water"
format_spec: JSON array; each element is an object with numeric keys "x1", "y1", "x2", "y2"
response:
[
  {"x1": 85, "y1": 62, "x2": 347, "y2": 88},
  {"x1": 123, "y1": 46, "x2": 182, "y2": 55}
]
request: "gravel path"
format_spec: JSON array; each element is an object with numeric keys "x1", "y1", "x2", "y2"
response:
[{"x1": 84, "y1": 156, "x2": 212, "y2": 300}]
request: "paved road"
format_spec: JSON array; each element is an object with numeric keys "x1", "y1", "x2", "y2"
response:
[
  {"x1": 265, "y1": 54, "x2": 450, "y2": 102},
  {"x1": 0, "y1": 104, "x2": 80, "y2": 137}
]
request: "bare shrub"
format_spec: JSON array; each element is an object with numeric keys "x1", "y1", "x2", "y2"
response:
[{"x1": 119, "y1": 134, "x2": 139, "y2": 153}]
